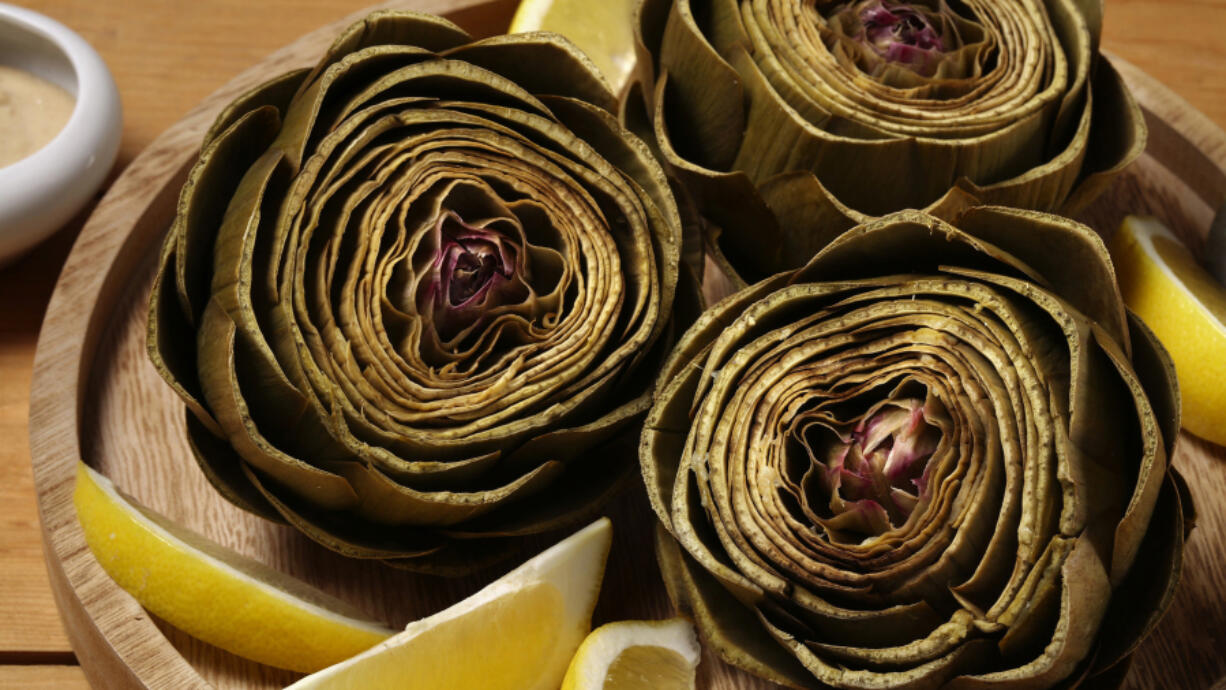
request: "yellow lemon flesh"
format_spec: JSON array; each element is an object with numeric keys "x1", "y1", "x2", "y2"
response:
[
  {"x1": 562, "y1": 618, "x2": 701, "y2": 690},
  {"x1": 508, "y1": 0, "x2": 637, "y2": 93},
  {"x1": 288, "y1": 517, "x2": 612, "y2": 689},
  {"x1": 73, "y1": 462, "x2": 395, "y2": 672},
  {"x1": 1111, "y1": 215, "x2": 1226, "y2": 445}
]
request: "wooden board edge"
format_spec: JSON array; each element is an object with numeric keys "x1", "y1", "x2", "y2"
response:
[{"x1": 1109, "y1": 53, "x2": 1226, "y2": 211}]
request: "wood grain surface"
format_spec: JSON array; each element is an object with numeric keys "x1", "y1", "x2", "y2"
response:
[{"x1": 4, "y1": 0, "x2": 1226, "y2": 688}]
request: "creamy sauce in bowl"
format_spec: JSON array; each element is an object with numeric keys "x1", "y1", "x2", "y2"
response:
[{"x1": 0, "y1": 65, "x2": 75, "y2": 168}]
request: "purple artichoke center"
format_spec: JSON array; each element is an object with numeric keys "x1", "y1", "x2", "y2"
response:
[
  {"x1": 446, "y1": 237, "x2": 506, "y2": 305},
  {"x1": 426, "y1": 211, "x2": 521, "y2": 339},
  {"x1": 854, "y1": 1, "x2": 947, "y2": 74},
  {"x1": 806, "y1": 398, "x2": 941, "y2": 539}
]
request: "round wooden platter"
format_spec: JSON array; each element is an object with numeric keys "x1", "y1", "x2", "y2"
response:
[{"x1": 27, "y1": 0, "x2": 1226, "y2": 687}]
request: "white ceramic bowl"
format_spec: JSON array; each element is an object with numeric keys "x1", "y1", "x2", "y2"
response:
[{"x1": 0, "y1": 3, "x2": 121, "y2": 266}]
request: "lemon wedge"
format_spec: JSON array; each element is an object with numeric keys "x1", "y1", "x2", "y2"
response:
[
  {"x1": 508, "y1": 0, "x2": 637, "y2": 93},
  {"x1": 561, "y1": 618, "x2": 701, "y2": 690},
  {"x1": 73, "y1": 461, "x2": 395, "y2": 672},
  {"x1": 287, "y1": 517, "x2": 612, "y2": 689},
  {"x1": 1111, "y1": 215, "x2": 1226, "y2": 446}
]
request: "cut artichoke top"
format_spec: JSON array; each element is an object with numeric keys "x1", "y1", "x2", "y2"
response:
[
  {"x1": 628, "y1": 0, "x2": 1146, "y2": 284},
  {"x1": 642, "y1": 208, "x2": 1192, "y2": 688},
  {"x1": 147, "y1": 12, "x2": 686, "y2": 573}
]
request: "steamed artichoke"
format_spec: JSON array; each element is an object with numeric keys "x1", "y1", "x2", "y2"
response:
[
  {"x1": 628, "y1": 0, "x2": 1146, "y2": 284},
  {"x1": 148, "y1": 12, "x2": 685, "y2": 573},
  {"x1": 642, "y1": 208, "x2": 1192, "y2": 688}
]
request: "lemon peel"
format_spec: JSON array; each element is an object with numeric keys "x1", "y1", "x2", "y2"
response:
[
  {"x1": 1111, "y1": 215, "x2": 1226, "y2": 445},
  {"x1": 73, "y1": 461, "x2": 394, "y2": 672}
]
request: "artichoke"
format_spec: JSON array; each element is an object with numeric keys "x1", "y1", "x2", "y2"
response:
[
  {"x1": 627, "y1": 0, "x2": 1146, "y2": 284},
  {"x1": 642, "y1": 208, "x2": 1192, "y2": 688},
  {"x1": 148, "y1": 11, "x2": 686, "y2": 573}
]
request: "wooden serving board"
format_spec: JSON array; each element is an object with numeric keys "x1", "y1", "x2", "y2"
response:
[{"x1": 27, "y1": 1, "x2": 1226, "y2": 688}]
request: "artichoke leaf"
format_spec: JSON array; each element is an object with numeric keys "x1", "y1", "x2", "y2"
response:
[
  {"x1": 184, "y1": 411, "x2": 282, "y2": 522},
  {"x1": 444, "y1": 33, "x2": 617, "y2": 114},
  {"x1": 629, "y1": 0, "x2": 1146, "y2": 283},
  {"x1": 150, "y1": 11, "x2": 684, "y2": 570},
  {"x1": 655, "y1": 525, "x2": 813, "y2": 690},
  {"x1": 641, "y1": 209, "x2": 1184, "y2": 688},
  {"x1": 196, "y1": 299, "x2": 360, "y2": 512},
  {"x1": 202, "y1": 68, "x2": 309, "y2": 149}
]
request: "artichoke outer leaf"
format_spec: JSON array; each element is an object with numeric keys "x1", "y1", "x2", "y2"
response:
[
  {"x1": 756, "y1": 172, "x2": 867, "y2": 263},
  {"x1": 654, "y1": 521, "x2": 694, "y2": 616},
  {"x1": 240, "y1": 461, "x2": 447, "y2": 561},
  {"x1": 640, "y1": 272, "x2": 785, "y2": 523},
  {"x1": 631, "y1": 0, "x2": 672, "y2": 88},
  {"x1": 444, "y1": 429, "x2": 639, "y2": 540},
  {"x1": 207, "y1": 145, "x2": 285, "y2": 305},
  {"x1": 655, "y1": 0, "x2": 746, "y2": 170},
  {"x1": 380, "y1": 536, "x2": 521, "y2": 577},
  {"x1": 952, "y1": 265, "x2": 1163, "y2": 585},
  {"x1": 304, "y1": 10, "x2": 472, "y2": 90},
  {"x1": 1085, "y1": 470, "x2": 1189, "y2": 680},
  {"x1": 147, "y1": 241, "x2": 222, "y2": 437},
  {"x1": 148, "y1": 104, "x2": 286, "y2": 438},
  {"x1": 340, "y1": 459, "x2": 564, "y2": 527},
  {"x1": 1085, "y1": 322, "x2": 1167, "y2": 585},
  {"x1": 760, "y1": 602, "x2": 995, "y2": 690},
  {"x1": 1045, "y1": 0, "x2": 1094, "y2": 149},
  {"x1": 639, "y1": 268, "x2": 788, "y2": 516},
  {"x1": 789, "y1": 211, "x2": 1044, "y2": 289},
  {"x1": 202, "y1": 67, "x2": 309, "y2": 149},
  {"x1": 948, "y1": 85, "x2": 1090, "y2": 219},
  {"x1": 1124, "y1": 314, "x2": 1180, "y2": 454},
  {"x1": 650, "y1": 72, "x2": 787, "y2": 282},
  {"x1": 953, "y1": 536, "x2": 1112, "y2": 689},
  {"x1": 952, "y1": 206, "x2": 1129, "y2": 352},
  {"x1": 443, "y1": 33, "x2": 618, "y2": 114},
  {"x1": 272, "y1": 46, "x2": 450, "y2": 170},
  {"x1": 1062, "y1": 0, "x2": 1105, "y2": 53},
  {"x1": 203, "y1": 145, "x2": 352, "y2": 464},
  {"x1": 196, "y1": 299, "x2": 360, "y2": 512},
  {"x1": 1061, "y1": 57, "x2": 1147, "y2": 217},
  {"x1": 654, "y1": 527, "x2": 812, "y2": 690},
  {"x1": 619, "y1": 78, "x2": 660, "y2": 165},
  {"x1": 184, "y1": 411, "x2": 283, "y2": 523},
  {"x1": 175, "y1": 105, "x2": 283, "y2": 328}
]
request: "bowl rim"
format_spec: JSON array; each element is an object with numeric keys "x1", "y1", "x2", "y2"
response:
[{"x1": 0, "y1": 2, "x2": 122, "y2": 262}]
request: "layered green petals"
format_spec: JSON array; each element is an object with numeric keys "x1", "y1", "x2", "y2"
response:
[
  {"x1": 642, "y1": 209, "x2": 1189, "y2": 688},
  {"x1": 629, "y1": 0, "x2": 1146, "y2": 283},
  {"x1": 148, "y1": 12, "x2": 684, "y2": 572}
]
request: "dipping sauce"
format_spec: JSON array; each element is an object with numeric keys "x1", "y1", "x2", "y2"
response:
[{"x1": 0, "y1": 65, "x2": 75, "y2": 168}]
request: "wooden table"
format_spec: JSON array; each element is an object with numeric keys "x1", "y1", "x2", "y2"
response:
[{"x1": 3, "y1": 0, "x2": 1225, "y2": 686}]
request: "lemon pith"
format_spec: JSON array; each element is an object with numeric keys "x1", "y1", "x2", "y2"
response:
[
  {"x1": 73, "y1": 462, "x2": 394, "y2": 673},
  {"x1": 289, "y1": 517, "x2": 613, "y2": 689},
  {"x1": 1111, "y1": 215, "x2": 1226, "y2": 445}
]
